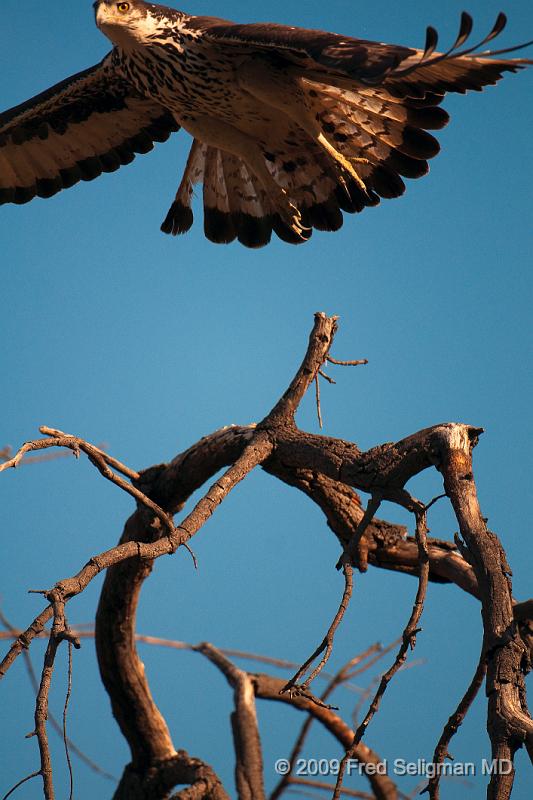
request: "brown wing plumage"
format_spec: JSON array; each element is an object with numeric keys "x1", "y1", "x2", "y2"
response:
[
  {"x1": 186, "y1": 11, "x2": 532, "y2": 92},
  {"x1": 161, "y1": 11, "x2": 530, "y2": 246},
  {"x1": 1, "y1": 8, "x2": 531, "y2": 246},
  {"x1": 185, "y1": 15, "x2": 415, "y2": 80},
  {"x1": 0, "y1": 53, "x2": 179, "y2": 205}
]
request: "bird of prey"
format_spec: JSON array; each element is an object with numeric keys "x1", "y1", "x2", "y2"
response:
[{"x1": 0, "y1": 3, "x2": 531, "y2": 247}]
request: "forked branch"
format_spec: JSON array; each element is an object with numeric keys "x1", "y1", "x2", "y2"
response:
[{"x1": 1, "y1": 313, "x2": 530, "y2": 800}]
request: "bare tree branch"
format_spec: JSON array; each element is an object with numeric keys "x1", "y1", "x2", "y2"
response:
[
  {"x1": 271, "y1": 645, "x2": 387, "y2": 800},
  {"x1": 254, "y1": 674, "x2": 398, "y2": 800},
  {"x1": 32, "y1": 635, "x2": 60, "y2": 799},
  {"x1": 196, "y1": 643, "x2": 265, "y2": 800},
  {"x1": 281, "y1": 564, "x2": 353, "y2": 696},
  {"x1": 0, "y1": 771, "x2": 42, "y2": 800},
  {"x1": 0, "y1": 611, "x2": 115, "y2": 780},
  {"x1": 425, "y1": 649, "x2": 487, "y2": 799},
  {"x1": 0, "y1": 606, "x2": 53, "y2": 679},
  {"x1": 434, "y1": 426, "x2": 533, "y2": 798},
  {"x1": 265, "y1": 312, "x2": 338, "y2": 424},
  {"x1": 333, "y1": 508, "x2": 430, "y2": 799},
  {"x1": 2, "y1": 313, "x2": 531, "y2": 800},
  {"x1": 286, "y1": 778, "x2": 375, "y2": 798},
  {"x1": 63, "y1": 643, "x2": 74, "y2": 800},
  {"x1": 0, "y1": 429, "x2": 138, "y2": 480}
]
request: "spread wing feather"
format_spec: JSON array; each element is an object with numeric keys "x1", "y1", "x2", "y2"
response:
[
  {"x1": 0, "y1": 53, "x2": 179, "y2": 205},
  {"x1": 2, "y1": 10, "x2": 531, "y2": 246},
  {"x1": 163, "y1": 130, "x2": 387, "y2": 248},
  {"x1": 186, "y1": 13, "x2": 532, "y2": 96},
  {"x1": 166, "y1": 12, "x2": 530, "y2": 245}
]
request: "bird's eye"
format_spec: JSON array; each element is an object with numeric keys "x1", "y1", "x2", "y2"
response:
[{"x1": 116, "y1": 2, "x2": 130, "y2": 11}]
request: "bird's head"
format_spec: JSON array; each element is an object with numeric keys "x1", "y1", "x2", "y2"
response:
[{"x1": 94, "y1": 1, "x2": 164, "y2": 48}]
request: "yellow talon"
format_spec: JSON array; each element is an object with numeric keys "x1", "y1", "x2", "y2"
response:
[
  {"x1": 277, "y1": 189, "x2": 310, "y2": 237},
  {"x1": 316, "y1": 132, "x2": 368, "y2": 193}
]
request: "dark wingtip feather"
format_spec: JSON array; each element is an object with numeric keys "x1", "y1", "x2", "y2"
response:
[
  {"x1": 399, "y1": 126, "x2": 440, "y2": 159},
  {"x1": 114, "y1": 144, "x2": 136, "y2": 166},
  {"x1": 408, "y1": 105, "x2": 449, "y2": 131},
  {"x1": 36, "y1": 177, "x2": 63, "y2": 199},
  {"x1": 234, "y1": 213, "x2": 272, "y2": 248},
  {"x1": 457, "y1": 12, "x2": 474, "y2": 48},
  {"x1": 77, "y1": 156, "x2": 103, "y2": 181},
  {"x1": 161, "y1": 201, "x2": 193, "y2": 236},
  {"x1": 127, "y1": 132, "x2": 154, "y2": 155},
  {"x1": 492, "y1": 12, "x2": 508, "y2": 40},
  {"x1": 100, "y1": 150, "x2": 122, "y2": 173},
  {"x1": 369, "y1": 165, "x2": 405, "y2": 199},
  {"x1": 386, "y1": 150, "x2": 429, "y2": 179},
  {"x1": 59, "y1": 166, "x2": 82, "y2": 189},
  {"x1": 335, "y1": 180, "x2": 380, "y2": 213},
  {"x1": 335, "y1": 184, "x2": 363, "y2": 214},
  {"x1": 0, "y1": 187, "x2": 16, "y2": 204},
  {"x1": 423, "y1": 26, "x2": 439, "y2": 60},
  {"x1": 13, "y1": 186, "x2": 36, "y2": 204},
  {"x1": 204, "y1": 207, "x2": 237, "y2": 244},
  {"x1": 307, "y1": 199, "x2": 343, "y2": 231}
]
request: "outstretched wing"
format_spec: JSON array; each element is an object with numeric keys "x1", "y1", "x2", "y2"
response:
[
  {"x1": 186, "y1": 12, "x2": 532, "y2": 95},
  {"x1": 161, "y1": 12, "x2": 531, "y2": 246},
  {"x1": 0, "y1": 52, "x2": 179, "y2": 205}
]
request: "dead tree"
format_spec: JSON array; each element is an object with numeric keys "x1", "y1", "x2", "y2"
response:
[{"x1": 1, "y1": 313, "x2": 531, "y2": 800}]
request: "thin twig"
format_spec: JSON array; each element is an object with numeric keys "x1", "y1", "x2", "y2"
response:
[
  {"x1": 63, "y1": 643, "x2": 74, "y2": 800},
  {"x1": 318, "y1": 369, "x2": 336, "y2": 385},
  {"x1": 270, "y1": 645, "x2": 382, "y2": 800},
  {"x1": 333, "y1": 508, "x2": 430, "y2": 799},
  {"x1": 0, "y1": 606, "x2": 53, "y2": 680},
  {"x1": 1, "y1": 435, "x2": 273, "y2": 680},
  {"x1": 350, "y1": 657, "x2": 424, "y2": 729},
  {"x1": 315, "y1": 374, "x2": 324, "y2": 429},
  {"x1": 281, "y1": 563, "x2": 353, "y2": 696},
  {"x1": 287, "y1": 777, "x2": 374, "y2": 797},
  {"x1": 0, "y1": 626, "x2": 369, "y2": 683},
  {"x1": 0, "y1": 429, "x2": 177, "y2": 542},
  {"x1": 33, "y1": 635, "x2": 61, "y2": 800},
  {"x1": 266, "y1": 313, "x2": 338, "y2": 423},
  {"x1": 425, "y1": 650, "x2": 487, "y2": 799},
  {"x1": 0, "y1": 612, "x2": 115, "y2": 781},
  {"x1": 0, "y1": 429, "x2": 136, "y2": 480},
  {"x1": 0, "y1": 427, "x2": 202, "y2": 578},
  {"x1": 352, "y1": 676, "x2": 379, "y2": 727},
  {"x1": 255, "y1": 671, "x2": 400, "y2": 800},
  {"x1": 326, "y1": 357, "x2": 368, "y2": 367},
  {"x1": 424, "y1": 494, "x2": 447, "y2": 513},
  {"x1": 345, "y1": 639, "x2": 401, "y2": 681},
  {"x1": 0, "y1": 441, "x2": 109, "y2": 467},
  {"x1": 0, "y1": 772, "x2": 41, "y2": 800},
  {"x1": 40, "y1": 429, "x2": 132, "y2": 478},
  {"x1": 338, "y1": 494, "x2": 382, "y2": 571}
]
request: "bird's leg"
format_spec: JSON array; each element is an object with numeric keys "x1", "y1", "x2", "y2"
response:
[
  {"x1": 315, "y1": 132, "x2": 369, "y2": 193},
  {"x1": 178, "y1": 115, "x2": 309, "y2": 239},
  {"x1": 238, "y1": 59, "x2": 370, "y2": 194}
]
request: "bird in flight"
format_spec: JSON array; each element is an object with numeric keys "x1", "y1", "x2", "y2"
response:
[{"x1": 0, "y1": 2, "x2": 531, "y2": 247}]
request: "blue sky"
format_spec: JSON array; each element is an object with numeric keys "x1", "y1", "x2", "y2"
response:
[{"x1": 0, "y1": 1, "x2": 532, "y2": 798}]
